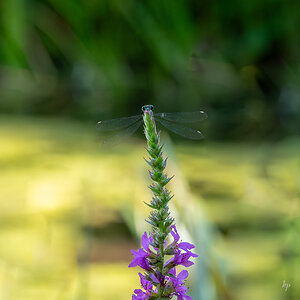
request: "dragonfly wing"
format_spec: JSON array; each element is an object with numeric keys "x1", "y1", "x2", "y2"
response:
[
  {"x1": 102, "y1": 120, "x2": 143, "y2": 146},
  {"x1": 155, "y1": 111, "x2": 207, "y2": 123},
  {"x1": 156, "y1": 118, "x2": 204, "y2": 140},
  {"x1": 96, "y1": 115, "x2": 142, "y2": 131}
]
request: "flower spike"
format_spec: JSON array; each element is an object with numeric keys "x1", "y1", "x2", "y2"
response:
[{"x1": 129, "y1": 105, "x2": 197, "y2": 299}]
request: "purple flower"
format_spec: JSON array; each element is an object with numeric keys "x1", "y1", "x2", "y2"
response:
[
  {"x1": 166, "y1": 252, "x2": 195, "y2": 268},
  {"x1": 171, "y1": 225, "x2": 196, "y2": 253},
  {"x1": 129, "y1": 232, "x2": 153, "y2": 270},
  {"x1": 141, "y1": 231, "x2": 151, "y2": 252},
  {"x1": 132, "y1": 289, "x2": 149, "y2": 300},
  {"x1": 132, "y1": 273, "x2": 156, "y2": 300},
  {"x1": 139, "y1": 273, "x2": 153, "y2": 291},
  {"x1": 166, "y1": 225, "x2": 198, "y2": 268},
  {"x1": 171, "y1": 225, "x2": 180, "y2": 242},
  {"x1": 164, "y1": 226, "x2": 198, "y2": 269},
  {"x1": 128, "y1": 248, "x2": 150, "y2": 270},
  {"x1": 178, "y1": 242, "x2": 195, "y2": 251},
  {"x1": 150, "y1": 272, "x2": 160, "y2": 284},
  {"x1": 168, "y1": 268, "x2": 192, "y2": 300},
  {"x1": 130, "y1": 226, "x2": 198, "y2": 299}
]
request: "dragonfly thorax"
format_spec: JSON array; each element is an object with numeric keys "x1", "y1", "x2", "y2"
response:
[{"x1": 142, "y1": 105, "x2": 154, "y2": 113}]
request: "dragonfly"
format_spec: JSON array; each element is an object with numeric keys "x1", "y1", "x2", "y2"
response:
[{"x1": 96, "y1": 104, "x2": 207, "y2": 145}]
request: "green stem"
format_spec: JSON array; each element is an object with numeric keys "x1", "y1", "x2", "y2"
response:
[{"x1": 143, "y1": 111, "x2": 174, "y2": 299}]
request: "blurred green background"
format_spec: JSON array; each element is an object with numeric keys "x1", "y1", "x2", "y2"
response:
[{"x1": 0, "y1": 1, "x2": 299, "y2": 299}]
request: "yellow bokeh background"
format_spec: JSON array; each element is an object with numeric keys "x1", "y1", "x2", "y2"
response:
[{"x1": 0, "y1": 116, "x2": 299, "y2": 299}]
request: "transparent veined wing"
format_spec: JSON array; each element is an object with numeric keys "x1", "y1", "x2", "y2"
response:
[
  {"x1": 96, "y1": 115, "x2": 142, "y2": 131},
  {"x1": 102, "y1": 119, "x2": 143, "y2": 146},
  {"x1": 156, "y1": 118, "x2": 204, "y2": 140},
  {"x1": 154, "y1": 111, "x2": 207, "y2": 123}
]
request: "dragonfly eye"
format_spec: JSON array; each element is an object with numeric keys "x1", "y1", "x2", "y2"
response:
[
  {"x1": 142, "y1": 106, "x2": 146, "y2": 112},
  {"x1": 150, "y1": 105, "x2": 154, "y2": 111}
]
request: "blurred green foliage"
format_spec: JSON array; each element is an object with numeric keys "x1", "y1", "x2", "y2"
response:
[{"x1": 1, "y1": 0, "x2": 300, "y2": 139}]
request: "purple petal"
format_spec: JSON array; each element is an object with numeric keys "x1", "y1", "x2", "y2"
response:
[
  {"x1": 169, "y1": 267, "x2": 176, "y2": 276},
  {"x1": 139, "y1": 258, "x2": 150, "y2": 270},
  {"x1": 129, "y1": 257, "x2": 150, "y2": 270},
  {"x1": 177, "y1": 270, "x2": 189, "y2": 281},
  {"x1": 141, "y1": 232, "x2": 150, "y2": 252},
  {"x1": 137, "y1": 248, "x2": 148, "y2": 257},
  {"x1": 149, "y1": 235, "x2": 154, "y2": 243},
  {"x1": 132, "y1": 289, "x2": 147, "y2": 300},
  {"x1": 131, "y1": 249, "x2": 139, "y2": 256},
  {"x1": 139, "y1": 273, "x2": 153, "y2": 290},
  {"x1": 150, "y1": 273, "x2": 160, "y2": 284},
  {"x1": 131, "y1": 248, "x2": 148, "y2": 258},
  {"x1": 133, "y1": 289, "x2": 144, "y2": 295},
  {"x1": 128, "y1": 258, "x2": 139, "y2": 268},
  {"x1": 129, "y1": 248, "x2": 148, "y2": 267},
  {"x1": 177, "y1": 294, "x2": 184, "y2": 300},
  {"x1": 171, "y1": 225, "x2": 180, "y2": 242},
  {"x1": 186, "y1": 250, "x2": 198, "y2": 258},
  {"x1": 176, "y1": 286, "x2": 188, "y2": 293},
  {"x1": 178, "y1": 242, "x2": 195, "y2": 250},
  {"x1": 138, "y1": 273, "x2": 146, "y2": 286},
  {"x1": 181, "y1": 260, "x2": 194, "y2": 267}
]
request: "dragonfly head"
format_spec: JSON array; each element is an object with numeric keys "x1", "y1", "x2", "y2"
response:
[{"x1": 142, "y1": 105, "x2": 154, "y2": 114}]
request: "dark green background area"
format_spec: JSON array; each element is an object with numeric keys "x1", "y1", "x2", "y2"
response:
[{"x1": 1, "y1": 0, "x2": 300, "y2": 139}]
